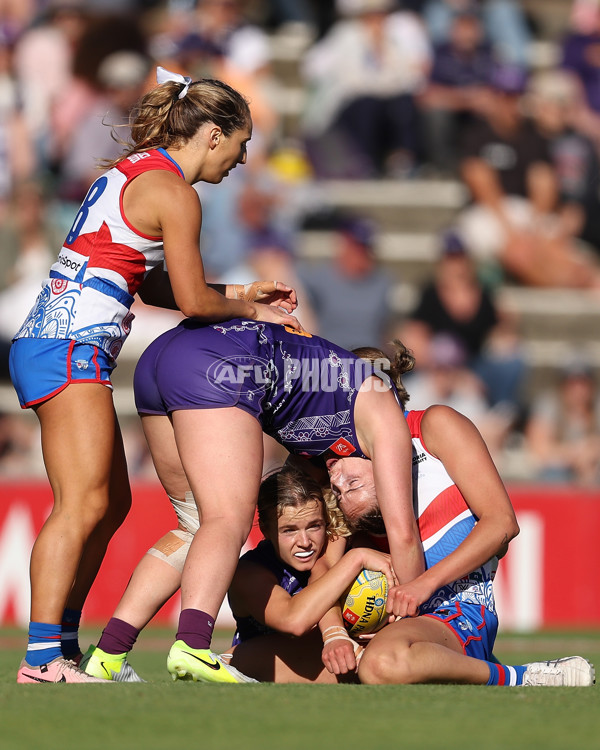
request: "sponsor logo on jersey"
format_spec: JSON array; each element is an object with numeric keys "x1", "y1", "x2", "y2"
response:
[
  {"x1": 128, "y1": 152, "x2": 151, "y2": 163},
  {"x1": 328, "y1": 438, "x2": 356, "y2": 456},
  {"x1": 412, "y1": 451, "x2": 427, "y2": 465},
  {"x1": 57, "y1": 253, "x2": 82, "y2": 272}
]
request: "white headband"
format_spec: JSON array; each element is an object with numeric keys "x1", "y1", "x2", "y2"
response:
[{"x1": 156, "y1": 65, "x2": 192, "y2": 100}]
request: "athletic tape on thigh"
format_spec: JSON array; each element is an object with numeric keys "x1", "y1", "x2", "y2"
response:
[{"x1": 147, "y1": 529, "x2": 193, "y2": 572}]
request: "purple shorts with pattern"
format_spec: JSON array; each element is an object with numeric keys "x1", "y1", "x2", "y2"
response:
[{"x1": 134, "y1": 320, "x2": 268, "y2": 420}]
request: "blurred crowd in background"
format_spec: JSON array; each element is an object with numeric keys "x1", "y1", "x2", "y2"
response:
[{"x1": 0, "y1": 0, "x2": 599, "y2": 486}]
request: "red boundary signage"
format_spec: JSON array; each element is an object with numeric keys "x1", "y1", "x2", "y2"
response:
[{"x1": 0, "y1": 482, "x2": 598, "y2": 629}]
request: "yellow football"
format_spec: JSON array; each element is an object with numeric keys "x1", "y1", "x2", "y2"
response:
[{"x1": 340, "y1": 569, "x2": 389, "y2": 637}]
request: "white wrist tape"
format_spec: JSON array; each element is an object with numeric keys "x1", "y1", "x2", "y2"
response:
[
  {"x1": 233, "y1": 281, "x2": 275, "y2": 302},
  {"x1": 322, "y1": 627, "x2": 362, "y2": 654}
]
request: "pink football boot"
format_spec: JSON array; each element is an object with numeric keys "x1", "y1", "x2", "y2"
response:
[{"x1": 17, "y1": 656, "x2": 112, "y2": 684}]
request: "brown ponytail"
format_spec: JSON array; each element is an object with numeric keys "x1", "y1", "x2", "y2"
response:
[
  {"x1": 352, "y1": 340, "x2": 415, "y2": 409},
  {"x1": 102, "y1": 77, "x2": 251, "y2": 168}
]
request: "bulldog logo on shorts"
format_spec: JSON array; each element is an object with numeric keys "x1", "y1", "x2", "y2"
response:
[{"x1": 75, "y1": 359, "x2": 89, "y2": 370}]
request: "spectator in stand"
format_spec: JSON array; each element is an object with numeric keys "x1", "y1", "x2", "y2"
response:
[
  {"x1": 251, "y1": 0, "x2": 319, "y2": 32},
  {"x1": 0, "y1": 180, "x2": 64, "y2": 377},
  {"x1": 195, "y1": 144, "x2": 308, "y2": 283},
  {"x1": 455, "y1": 63, "x2": 600, "y2": 289},
  {"x1": 184, "y1": 0, "x2": 273, "y2": 76},
  {"x1": 401, "y1": 332, "x2": 513, "y2": 458},
  {"x1": 0, "y1": 180, "x2": 62, "y2": 293},
  {"x1": 158, "y1": 0, "x2": 284, "y2": 282},
  {"x1": 525, "y1": 67, "x2": 600, "y2": 257},
  {"x1": 0, "y1": 29, "x2": 35, "y2": 218},
  {"x1": 423, "y1": 0, "x2": 533, "y2": 68},
  {"x1": 56, "y1": 51, "x2": 154, "y2": 208},
  {"x1": 296, "y1": 212, "x2": 393, "y2": 349},
  {"x1": 12, "y1": 0, "x2": 90, "y2": 173},
  {"x1": 172, "y1": 0, "x2": 280, "y2": 147},
  {"x1": 557, "y1": 1, "x2": 600, "y2": 151},
  {"x1": 48, "y1": 12, "x2": 149, "y2": 202},
  {"x1": 0, "y1": 0, "x2": 37, "y2": 45},
  {"x1": 561, "y1": 0, "x2": 600, "y2": 124},
  {"x1": 524, "y1": 355, "x2": 600, "y2": 486},
  {"x1": 300, "y1": 0, "x2": 431, "y2": 178},
  {"x1": 396, "y1": 228, "x2": 525, "y2": 417},
  {"x1": 417, "y1": 9, "x2": 496, "y2": 176}
]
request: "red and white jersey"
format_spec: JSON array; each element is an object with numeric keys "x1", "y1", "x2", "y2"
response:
[
  {"x1": 369, "y1": 409, "x2": 498, "y2": 615},
  {"x1": 407, "y1": 409, "x2": 497, "y2": 615},
  {"x1": 14, "y1": 149, "x2": 184, "y2": 360}
]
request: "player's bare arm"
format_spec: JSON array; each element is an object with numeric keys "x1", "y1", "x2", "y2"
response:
[
  {"x1": 355, "y1": 382, "x2": 424, "y2": 609},
  {"x1": 230, "y1": 547, "x2": 392, "y2": 638},
  {"x1": 410, "y1": 405, "x2": 519, "y2": 596},
  {"x1": 128, "y1": 171, "x2": 301, "y2": 326}
]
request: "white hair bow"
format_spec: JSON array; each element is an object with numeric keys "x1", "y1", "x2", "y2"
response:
[{"x1": 156, "y1": 66, "x2": 192, "y2": 100}]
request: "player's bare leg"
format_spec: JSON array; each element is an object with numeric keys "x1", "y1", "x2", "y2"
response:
[
  {"x1": 173, "y1": 407, "x2": 263, "y2": 618},
  {"x1": 31, "y1": 383, "x2": 130, "y2": 625},
  {"x1": 139, "y1": 413, "x2": 191, "y2": 499},
  {"x1": 113, "y1": 549, "x2": 183, "y2": 630},
  {"x1": 229, "y1": 630, "x2": 357, "y2": 684},
  {"x1": 20, "y1": 383, "x2": 130, "y2": 682},
  {"x1": 66, "y1": 416, "x2": 131, "y2": 613},
  {"x1": 165, "y1": 407, "x2": 263, "y2": 682},
  {"x1": 358, "y1": 616, "x2": 491, "y2": 684}
]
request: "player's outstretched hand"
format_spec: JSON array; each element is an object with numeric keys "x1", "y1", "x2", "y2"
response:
[
  {"x1": 251, "y1": 301, "x2": 304, "y2": 331},
  {"x1": 235, "y1": 281, "x2": 298, "y2": 312}
]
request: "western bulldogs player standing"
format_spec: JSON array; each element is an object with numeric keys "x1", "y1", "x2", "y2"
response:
[{"x1": 11, "y1": 67, "x2": 299, "y2": 684}]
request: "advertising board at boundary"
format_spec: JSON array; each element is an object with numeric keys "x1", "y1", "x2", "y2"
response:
[{"x1": 0, "y1": 482, "x2": 598, "y2": 630}]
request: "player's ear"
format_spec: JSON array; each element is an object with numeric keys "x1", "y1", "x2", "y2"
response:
[{"x1": 209, "y1": 126, "x2": 222, "y2": 148}]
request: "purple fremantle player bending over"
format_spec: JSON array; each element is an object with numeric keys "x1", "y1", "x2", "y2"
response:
[{"x1": 130, "y1": 317, "x2": 424, "y2": 683}]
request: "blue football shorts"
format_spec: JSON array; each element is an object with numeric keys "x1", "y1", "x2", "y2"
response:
[
  {"x1": 9, "y1": 338, "x2": 114, "y2": 408},
  {"x1": 423, "y1": 600, "x2": 498, "y2": 661}
]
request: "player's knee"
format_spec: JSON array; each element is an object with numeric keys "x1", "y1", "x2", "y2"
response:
[
  {"x1": 358, "y1": 641, "x2": 414, "y2": 685},
  {"x1": 201, "y1": 512, "x2": 253, "y2": 547},
  {"x1": 51, "y1": 499, "x2": 105, "y2": 535},
  {"x1": 63, "y1": 485, "x2": 131, "y2": 537}
]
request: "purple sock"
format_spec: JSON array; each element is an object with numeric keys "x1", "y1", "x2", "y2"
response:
[
  {"x1": 97, "y1": 617, "x2": 140, "y2": 655},
  {"x1": 61, "y1": 608, "x2": 82, "y2": 658},
  {"x1": 176, "y1": 608, "x2": 214, "y2": 650}
]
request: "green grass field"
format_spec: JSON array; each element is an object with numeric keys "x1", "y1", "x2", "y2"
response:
[{"x1": 1, "y1": 628, "x2": 598, "y2": 750}]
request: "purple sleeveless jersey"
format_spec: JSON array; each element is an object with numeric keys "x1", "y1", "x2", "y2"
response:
[
  {"x1": 133, "y1": 318, "x2": 391, "y2": 459},
  {"x1": 229, "y1": 539, "x2": 310, "y2": 645}
]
